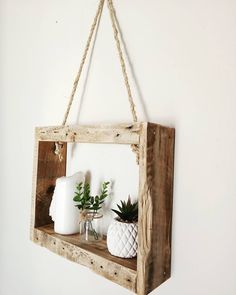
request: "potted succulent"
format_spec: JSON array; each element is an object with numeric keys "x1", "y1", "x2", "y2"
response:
[
  {"x1": 73, "y1": 181, "x2": 110, "y2": 242},
  {"x1": 107, "y1": 196, "x2": 138, "y2": 258}
]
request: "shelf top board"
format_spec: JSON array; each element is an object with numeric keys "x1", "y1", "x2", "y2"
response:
[{"x1": 35, "y1": 123, "x2": 141, "y2": 144}]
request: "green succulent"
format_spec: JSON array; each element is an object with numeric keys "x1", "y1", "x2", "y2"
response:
[
  {"x1": 112, "y1": 196, "x2": 138, "y2": 223},
  {"x1": 73, "y1": 181, "x2": 110, "y2": 212}
]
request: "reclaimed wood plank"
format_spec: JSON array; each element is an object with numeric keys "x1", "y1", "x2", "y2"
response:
[
  {"x1": 36, "y1": 123, "x2": 141, "y2": 144},
  {"x1": 137, "y1": 122, "x2": 175, "y2": 295},
  {"x1": 33, "y1": 141, "x2": 67, "y2": 228},
  {"x1": 31, "y1": 121, "x2": 175, "y2": 294},
  {"x1": 33, "y1": 225, "x2": 137, "y2": 292}
]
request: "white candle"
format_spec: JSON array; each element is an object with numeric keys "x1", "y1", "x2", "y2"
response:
[{"x1": 49, "y1": 172, "x2": 85, "y2": 235}]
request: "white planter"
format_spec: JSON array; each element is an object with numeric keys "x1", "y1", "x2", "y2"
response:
[{"x1": 107, "y1": 219, "x2": 138, "y2": 258}]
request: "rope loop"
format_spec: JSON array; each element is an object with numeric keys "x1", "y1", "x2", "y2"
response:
[
  {"x1": 62, "y1": 0, "x2": 138, "y2": 125},
  {"x1": 60, "y1": 0, "x2": 139, "y2": 164},
  {"x1": 62, "y1": 0, "x2": 105, "y2": 126}
]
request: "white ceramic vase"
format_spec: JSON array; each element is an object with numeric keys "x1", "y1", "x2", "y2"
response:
[{"x1": 107, "y1": 219, "x2": 138, "y2": 258}]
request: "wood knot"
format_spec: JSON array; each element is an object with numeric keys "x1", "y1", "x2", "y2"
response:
[
  {"x1": 126, "y1": 125, "x2": 133, "y2": 129},
  {"x1": 47, "y1": 185, "x2": 55, "y2": 194}
]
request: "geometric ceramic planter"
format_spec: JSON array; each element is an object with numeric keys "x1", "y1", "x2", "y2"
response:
[{"x1": 107, "y1": 219, "x2": 138, "y2": 258}]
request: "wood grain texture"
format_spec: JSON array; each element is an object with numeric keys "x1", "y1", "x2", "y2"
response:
[
  {"x1": 31, "y1": 122, "x2": 175, "y2": 294},
  {"x1": 36, "y1": 123, "x2": 140, "y2": 144},
  {"x1": 137, "y1": 122, "x2": 175, "y2": 295},
  {"x1": 30, "y1": 134, "x2": 40, "y2": 239},
  {"x1": 33, "y1": 225, "x2": 137, "y2": 292},
  {"x1": 34, "y1": 141, "x2": 67, "y2": 228}
]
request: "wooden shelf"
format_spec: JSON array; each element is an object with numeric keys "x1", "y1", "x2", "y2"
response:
[
  {"x1": 34, "y1": 224, "x2": 137, "y2": 291},
  {"x1": 31, "y1": 122, "x2": 175, "y2": 295}
]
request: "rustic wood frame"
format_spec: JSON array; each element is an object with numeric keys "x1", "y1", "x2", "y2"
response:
[{"x1": 31, "y1": 122, "x2": 175, "y2": 295}]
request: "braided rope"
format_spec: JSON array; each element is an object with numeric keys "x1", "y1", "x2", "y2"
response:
[
  {"x1": 62, "y1": 0, "x2": 105, "y2": 126},
  {"x1": 107, "y1": 0, "x2": 139, "y2": 163},
  {"x1": 62, "y1": 0, "x2": 138, "y2": 126},
  {"x1": 61, "y1": 0, "x2": 139, "y2": 164},
  {"x1": 107, "y1": 0, "x2": 137, "y2": 123}
]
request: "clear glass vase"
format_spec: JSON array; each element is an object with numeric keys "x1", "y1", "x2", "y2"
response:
[{"x1": 79, "y1": 211, "x2": 103, "y2": 242}]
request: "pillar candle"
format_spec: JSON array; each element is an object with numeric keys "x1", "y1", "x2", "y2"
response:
[{"x1": 49, "y1": 172, "x2": 85, "y2": 235}]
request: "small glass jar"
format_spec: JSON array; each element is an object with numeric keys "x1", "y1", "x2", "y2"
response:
[{"x1": 79, "y1": 211, "x2": 103, "y2": 242}]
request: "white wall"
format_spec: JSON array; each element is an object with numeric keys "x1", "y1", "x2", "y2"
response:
[{"x1": 0, "y1": 0, "x2": 236, "y2": 294}]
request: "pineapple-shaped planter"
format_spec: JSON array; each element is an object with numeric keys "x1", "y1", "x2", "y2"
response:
[{"x1": 107, "y1": 197, "x2": 138, "y2": 258}]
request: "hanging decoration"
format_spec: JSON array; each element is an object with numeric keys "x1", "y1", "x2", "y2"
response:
[{"x1": 31, "y1": 1, "x2": 175, "y2": 294}]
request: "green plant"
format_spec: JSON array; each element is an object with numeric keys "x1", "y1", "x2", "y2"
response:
[
  {"x1": 112, "y1": 196, "x2": 138, "y2": 223},
  {"x1": 73, "y1": 181, "x2": 110, "y2": 212}
]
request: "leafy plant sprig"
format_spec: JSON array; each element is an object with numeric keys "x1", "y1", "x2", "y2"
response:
[{"x1": 73, "y1": 181, "x2": 110, "y2": 212}]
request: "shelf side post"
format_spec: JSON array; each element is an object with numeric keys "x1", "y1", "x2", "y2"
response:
[
  {"x1": 137, "y1": 122, "x2": 175, "y2": 295},
  {"x1": 30, "y1": 136, "x2": 67, "y2": 239}
]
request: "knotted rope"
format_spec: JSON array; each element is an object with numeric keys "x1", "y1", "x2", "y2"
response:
[
  {"x1": 59, "y1": 0, "x2": 139, "y2": 163},
  {"x1": 62, "y1": 0, "x2": 105, "y2": 126},
  {"x1": 107, "y1": 0, "x2": 137, "y2": 123}
]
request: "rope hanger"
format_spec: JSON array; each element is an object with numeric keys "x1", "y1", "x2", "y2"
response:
[
  {"x1": 62, "y1": 0, "x2": 138, "y2": 125},
  {"x1": 58, "y1": 0, "x2": 139, "y2": 163}
]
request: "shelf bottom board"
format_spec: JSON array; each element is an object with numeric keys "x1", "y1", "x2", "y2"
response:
[{"x1": 32, "y1": 224, "x2": 137, "y2": 292}]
